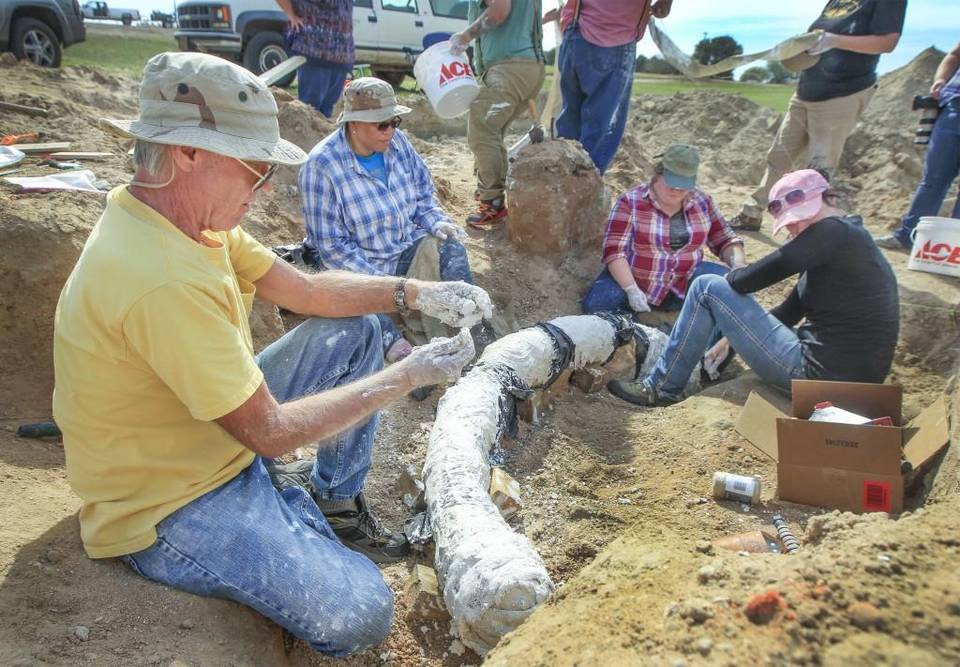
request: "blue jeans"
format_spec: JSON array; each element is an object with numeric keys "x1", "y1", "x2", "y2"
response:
[
  {"x1": 555, "y1": 26, "x2": 636, "y2": 174},
  {"x1": 123, "y1": 315, "x2": 393, "y2": 656},
  {"x1": 297, "y1": 59, "x2": 351, "y2": 118},
  {"x1": 895, "y1": 99, "x2": 960, "y2": 247},
  {"x1": 377, "y1": 236, "x2": 473, "y2": 352},
  {"x1": 645, "y1": 274, "x2": 805, "y2": 400},
  {"x1": 582, "y1": 261, "x2": 729, "y2": 314}
]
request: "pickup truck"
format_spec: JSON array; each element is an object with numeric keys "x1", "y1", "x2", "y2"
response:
[
  {"x1": 175, "y1": 0, "x2": 468, "y2": 87},
  {"x1": 0, "y1": 0, "x2": 86, "y2": 67},
  {"x1": 81, "y1": 1, "x2": 139, "y2": 25}
]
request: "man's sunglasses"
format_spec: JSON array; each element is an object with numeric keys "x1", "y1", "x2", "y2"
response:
[
  {"x1": 376, "y1": 117, "x2": 402, "y2": 132},
  {"x1": 235, "y1": 158, "x2": 278, "y2": 192},
  {"x1": 767, "y1": 187, "x2": 825, "y2": 216}
]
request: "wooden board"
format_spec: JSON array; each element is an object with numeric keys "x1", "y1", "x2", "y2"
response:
[
  {"x1": 259, "y1": 55, "x2": 306, "y2": 87},
  {"x1": 14, "y1": 142, "x2": 72, "y2": 154},
  {"x1": 48, "y1": 152, "x2": 113, "y2": 161}
]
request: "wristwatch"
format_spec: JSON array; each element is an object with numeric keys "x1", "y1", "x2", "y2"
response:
[{"x1": 394, "y1": 278, "x2": 409, "y2": 315}]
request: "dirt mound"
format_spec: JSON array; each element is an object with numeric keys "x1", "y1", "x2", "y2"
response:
[
  {"x1": 1, "y1": 50, "x2": 958, "y2": 667},
  {"x1": 842, "y1": 48, "x2": 954, "y2": 229},
  {"x1": 620, "y1": 91, "x2": 782, "y2": 188}
]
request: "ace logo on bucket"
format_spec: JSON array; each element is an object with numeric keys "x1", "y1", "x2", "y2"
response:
[
  {"x1": 907, "y1": 217, "x2": 960, "y2": 278},
  {"x1": 439, "y1": 60, "x2": 473, "y2": 87},
  {"x1": 912, "y1": 240, "x2": 960, "y2": 265}
]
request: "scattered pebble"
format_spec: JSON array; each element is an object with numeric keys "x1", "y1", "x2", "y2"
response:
[
  {"x1": 178, "y1": 619, "x2": 194, "y2": 630},
  {"x1": 849, "y1": 602, "x2": 884, "y2": 630},
  {"x1": 617, "y1": 496, "x2": 632, "y2": 505},
  {"x1": 697, "y1": 565, "x2": 718, "y2": 584},
  {"x1": 695, "y1": 541, "x2": 713, "y2": 555},
  {"x1": 695, "y1": 637, "x2": 713, "y2": 656},
  {"x1": 744, "y1": 590, "x2": 784, "y2": 625},
  {"x1": 74, "y1": 626, "x2": 90, "y2": 642}
]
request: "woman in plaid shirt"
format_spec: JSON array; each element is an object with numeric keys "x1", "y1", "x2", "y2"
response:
[{"x1": 583, "y1": 144, "x2": 745, "y2": 315}]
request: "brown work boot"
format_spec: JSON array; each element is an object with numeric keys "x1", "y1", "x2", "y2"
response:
[
  {"x1": 466, "y1": 198, "x2": 507, "y2": 230},
  {"x1": 729, "y1": 211, "x2": 762, "y2": 231}
]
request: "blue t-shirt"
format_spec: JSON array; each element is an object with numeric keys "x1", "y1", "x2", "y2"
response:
[
  {"x1": 940, "y1": 68, "x2": 960, "y2": 108},
  {"x1": 356, "y1": 151, "x2": 387, "y2": 185}
]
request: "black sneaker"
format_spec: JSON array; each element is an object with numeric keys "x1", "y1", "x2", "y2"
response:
[
  {"x1": 319, "y1": 492, "x2": 410, "y2": 564},
  {"x1": 264, "y1": 458, "x2": 314, "y2": 492},
  {"x1": 607, "y1": 378, "x2": 677, "y2": 407}
]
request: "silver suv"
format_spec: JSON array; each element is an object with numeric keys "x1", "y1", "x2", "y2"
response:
[{"x1": 0, "y1": 0, "x2": 86, "y2": 67}]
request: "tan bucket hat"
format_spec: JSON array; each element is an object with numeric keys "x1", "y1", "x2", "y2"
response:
[
  {"x1": 337, "y1": 77, "x2": 412, "y2": 125},
  {"x1": 102, "y1": 51, "x2": 307, "y2": 166}
]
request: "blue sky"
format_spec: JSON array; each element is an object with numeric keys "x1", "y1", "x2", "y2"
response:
[{"x1": 606, "y1": 0, "x2": 957, "y2": 75}]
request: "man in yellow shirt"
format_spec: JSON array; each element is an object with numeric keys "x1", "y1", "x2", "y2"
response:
[{"x1": 53, "y1": 52, "x2": 490, "y2": 657}]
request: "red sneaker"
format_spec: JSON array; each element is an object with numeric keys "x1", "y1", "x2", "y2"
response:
[{"x1": 466, "y1": 199, "x2": 507, "y2": 230}]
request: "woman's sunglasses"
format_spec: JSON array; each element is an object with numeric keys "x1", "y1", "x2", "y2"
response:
[
  {"x1": 376, "y1": 117, "x2": 402, "y2": 132},
  {"x1": 767, "y1": 187, "x2": 825, "y2": 216},
  {"x1": 235, "y1": 158, "x2": 278, "y2": 192}
]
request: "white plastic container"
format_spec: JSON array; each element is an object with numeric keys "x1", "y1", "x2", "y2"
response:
[
  {"x1": 413, "y1": 41, "x2": 480, "y2": 119},
  {"x1": 712, "y1": 472, "x2": 761, "y2": 504},
  {"x1": 808, "y1": 401, "x2": 870, "y2": 424},
  {"x1": 907, "y1": 216, "x2": 960, "y2": 278}
]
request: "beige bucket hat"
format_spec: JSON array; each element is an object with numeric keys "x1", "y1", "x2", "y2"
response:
[
  {"x1": 337, "y1": 77, "x2": 412, "y2": 125},
  {"x1": 102, "y1": 51, "x2": 307, "y2": 166}
]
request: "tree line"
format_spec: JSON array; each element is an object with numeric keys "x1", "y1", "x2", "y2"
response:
[{"x1": 543, "y1": 35, "x2": 798, "y2": 84}]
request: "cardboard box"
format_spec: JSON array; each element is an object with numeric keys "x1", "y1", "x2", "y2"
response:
[{"x1": 735, "y1": 380, "x2": 949, "y2": 514}]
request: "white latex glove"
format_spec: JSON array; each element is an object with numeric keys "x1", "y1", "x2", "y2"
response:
[
  {"x1": 703, "y1": 337, "x2": 731, "y2": 380},
  {"x1": 807, "y1": 32, "x2": 838, "y2": 56},
  {"x1": 433, "y1": 221, "x2": 468, "y2": 242},
  {"x1": 414, "y1": 281, "x2": 493, "y2": 328},
  {"x1": 400, "y1": 329, "x2": 475, "y2": 387},
  {"x1": 449, "y1": 32, "x2": 470, "y2": 56},
  {"x1": 624, "y1": 284, "x2": 651, "y2": 313}
]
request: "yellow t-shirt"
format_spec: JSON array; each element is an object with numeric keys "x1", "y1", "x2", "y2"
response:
[{"x1": 53, "y1": 186, "x2": 277, "y2": 559}]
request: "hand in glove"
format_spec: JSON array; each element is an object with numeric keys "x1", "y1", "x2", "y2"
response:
[
  {"x1": 807, "y1": 32, "x2": 839, "y2": 56},
  {"x1": 624, "y1": 284, "x2": 651, "y2": 313},
  {"x1": 433, "y1": 221, "x2": 468, "y2": 242},
  {"x1": 414, "y1": 280, "x2": 493, "y2": 327},
  {"x1": 449, "y1": 32, "x2": 470, "y2": 56},
  {"x1": 400, "y1": 329, "x2": 475, "y2": 387}
]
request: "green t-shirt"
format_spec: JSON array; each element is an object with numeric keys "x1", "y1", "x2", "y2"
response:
[{"x1": 468, "y1": 0, "x2": 544, "y2": 73}]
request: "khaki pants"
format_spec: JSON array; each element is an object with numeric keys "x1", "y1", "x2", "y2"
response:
[
  {"x1": 740, "y1": 84, "x2": 876, "y2": 218},
  {"x1": 467, "y1": 59, "x2": 546, "y2": 201}
]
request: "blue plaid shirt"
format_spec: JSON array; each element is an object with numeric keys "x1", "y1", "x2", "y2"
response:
[
  {"x1": 300, "y1": 127, "x2": 449, "y2": 275},
  {"x1": 940, "y1": 68, "x2": 960, "y2": 107}
]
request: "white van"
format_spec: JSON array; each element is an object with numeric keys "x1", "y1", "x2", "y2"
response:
[{"x1": 175, "y1": 0, "x2": 468, "y2": 86}]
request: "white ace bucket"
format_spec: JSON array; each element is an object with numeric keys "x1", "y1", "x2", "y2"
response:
[
  {"x1": 414, "y1": 41, "x2": 480, "y2": 119},
  {"x1": 907, "y1": 216, "x2": 960, "y2": 278}
]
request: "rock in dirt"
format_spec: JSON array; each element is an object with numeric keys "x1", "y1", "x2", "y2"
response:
[
  {"x1": 744, "y1": 590, "x2": 785, "y2": 625},
  {"x1": 505, "y1": 140, "x2": 609, "y2": 259},
  {"x1": 695, "y1": 637, "x2": 713, "y2": 656},
  {"x1": 73, "y1": 626, "x2": 90, "y2": 641},
  {"x1": 673, "y1": 599, "x2": 714, "y2": 625},
  {"x1": 848, "y1": 602, "x2": 884, "y2": 630}
]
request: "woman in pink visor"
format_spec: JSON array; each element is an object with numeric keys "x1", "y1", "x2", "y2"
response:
[{"x1": 608, "y1": 169, "x2": 900, "y2": 406}]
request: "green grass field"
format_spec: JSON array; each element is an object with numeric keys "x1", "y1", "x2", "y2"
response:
[
  {"x1": 62, "y1": 25, "x2": 177, "y2": 75},
  {"x1": 63, "y1": 27, "x2": 794, "y2": 112}
]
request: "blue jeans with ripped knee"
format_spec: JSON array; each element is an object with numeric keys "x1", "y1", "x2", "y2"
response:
[
  {"x1": 123, "y1": 315, "x2": 393, "y2": 656},
  {"x1": 645, "y1": 274, "x2": 806, "y2": 399}
]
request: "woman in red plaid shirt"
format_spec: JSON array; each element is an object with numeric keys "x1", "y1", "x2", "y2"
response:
[{"x1": 582, "y1": 144, "x2": 745, "y2": 315}]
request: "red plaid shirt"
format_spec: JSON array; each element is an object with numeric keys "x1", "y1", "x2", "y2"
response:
[{"x1": 601, "y1": 183, "x2": 742, "y2": 306}]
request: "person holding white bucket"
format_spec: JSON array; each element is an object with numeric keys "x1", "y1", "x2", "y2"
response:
[
  {"x1": 449, "y1": 0, "x2": 547, "y2": 230},
  {"x1": 608, "y1": 169, "x2": 900, "y2": 407},
  {"x1": 875, "y1": 40, "x2": 960, "y2": 251},
  {"x1": 299, "y1": 78, "x2": 492, "y2": 366}
]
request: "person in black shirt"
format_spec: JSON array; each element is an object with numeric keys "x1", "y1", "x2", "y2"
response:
[
  {"x1": 609, "y1": 169, "x2": 900, "y2": 407},
  {"x1": 730, "y1": 0, "x2": 906, "y2": 231}
]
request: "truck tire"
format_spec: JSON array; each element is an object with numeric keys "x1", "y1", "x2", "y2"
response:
[
  {"x1": 11, "y1": 18, "x2": 61, "y2": 68},
  {"x1": 243, "y1": 32, "x2": 295, "y2": 87},
  {"x1": 373, "y1": 70, "x2": 408, "y2": 89}
]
